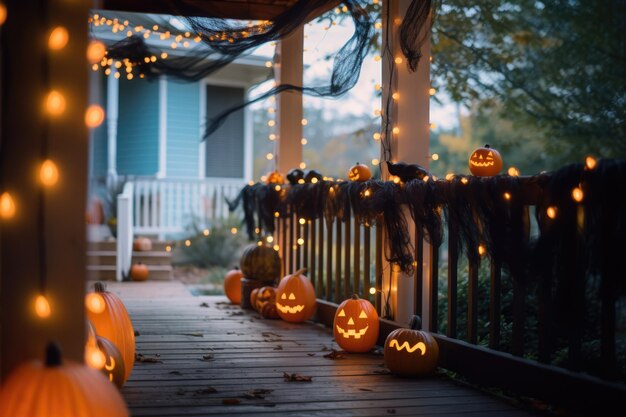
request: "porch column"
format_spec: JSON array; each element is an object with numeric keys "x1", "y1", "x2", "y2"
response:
[
  {"x1": 381, "y1": 0, "x2": 432, "y2": 328},
  {"x1": 107, "y1": 68, "x2": 119, "y2": 186},
  {"x1": 275, "y1": 26, "x2": 304, "y2": 173},
  {"x1": 157, "y1": 75, "x2": 167, "y2": 178}
]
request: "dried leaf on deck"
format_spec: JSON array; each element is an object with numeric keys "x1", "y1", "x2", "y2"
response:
[
  {"x1": 228, "y1": 311, "x2": 244, "y2": 316},
  {"x1": 168, "y1": 371, "x2": 182, "y2": 375},
  {"x1": 135, "y1": 353, "x2": 162, "y2": 363},
  {"x1": 358, "y1": 388, "x2": 373, "y2": 391},
  {"x1": 200, "y1": 353, "x2": 214, "y2": 361},
  {"x1": 373, "y1": 369, "x2": 391, "y2": 375},
  {"x1": 321, "y1": 346, "x2": 332, "y2": 351},
  {"x1": 323, "y1": 349, "x2": 346, "y2": 360},
  {"x1": 242, "y1": 389, "x2": 273, "y2": 399},
  {"x1": 307, "y1": 353, "x2": 315, "y2": 357},
  {"x1": 199, "y1": 302, "x2": 210, "y2": 308},
  {"x1": 182, "y1": 332, "x2": 204, "y2": 337},
  {"x1": 194, "y1": 387, "x2": 217, "y2": 395},
  {"x1": 273, "y1": 345, "x2": 283, "y2": 350},
  {"x1": 262, "y1": 332, "x2": 280, "y2": 338},
  {"x1": 222, "y1": 398, "x2": 241, "y2": 405},
  {"x1": 283, "y1": 372, "x2": 313, "y2": 382}
]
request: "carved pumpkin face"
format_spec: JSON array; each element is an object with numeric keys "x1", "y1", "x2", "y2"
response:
[
  {"x1": 223, "y1": 268, "x2": 243, "y2": 304},
  {"x1": 333, "y1": 295, "x2": 379, "y2": 352},
  {"x1": 468, "y1": 144, "x2": 503, "y2": 176},
  {"x1": 384, "y1": 325, "x2": 439, "y2": 376},
  {"x1": 266, "y1": 170, "x2": 284, "y2": 184},
  {"x1": 96, "y1": 336, "x2": 126, "y2": 388},
  {"x1": 348, "y1": 163, "x2": 371, "y2": 182},
  {"x1": 276, "y1": 268, "x2": 316, "y2": 323},
  {"x1": 255, "y1": 286, "x2": 276, "y2": 312}
]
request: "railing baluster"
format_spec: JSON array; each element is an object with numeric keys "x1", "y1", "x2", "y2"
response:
[
  {"x1": 288, "y1": 210, "x2": 295, "y2": 273},
  {"x1": 363, "y1": 225, "x2": 371, "y2": 303},
  {"x1": 326, "y1": 218, "x2": 333, "y2": 301},
  {"x1": 538, "y1": 269, "x2": 552, "y2": 362},
  {"x1": 281, "y1": 215, "x2": 287, "y2": 277},
  {"x1": 375, "y1": 221, "x2": 383, "y2": 316},
  {"x1": 468, "y1": 252, "x2": 479, "y2": 344},
  {"x1": 600, "y1": 271, "x2": 616, "y2": 376},
  {"x1": 447, "y1": 219, "x2": 458, "y2": 339},
  {"x1": 295, "y1": 214, "x2": 301, "y2": 271},
  {"x1": 429, "y1": 243, "x2": 439, "y2": 333},
  {"x1": 303, "y1": 219, "x2": 309, "y2": 272},
  {"x1": 309, "y1": 219, "x2": 316, "y2": 292},
  {"x1": 489, "y1": 260, "x2": 502, "y2": 350},
  {"x1": 317, "y1": 217, "x2": 324, "y2": 298},
  {"x1": 335, "y1": 218, "x2": 342, "y2": 303},
  {"x1": 512, "y1": 274, "x2": 525, "y2": 357},
  {"x1": 353, "y1": 220, "x2": 361, "y2": 297},
  {"x1": 414, "y1": 223, "x2": 423, "y2": 320},
  {"x1": 344, "y1": 216, "x2": 351, "y2": 299}
]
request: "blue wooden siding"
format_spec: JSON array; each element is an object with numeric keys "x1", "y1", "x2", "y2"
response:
[
  {"x1": 91, "y1": 74, "x2": 108, "y2": 178},
  {"x1": 166, "y1": 80, "x2": 200, "y2": 178},
  {"x1": 117, "y1": 77, "x2": 159, "y2": 176}
]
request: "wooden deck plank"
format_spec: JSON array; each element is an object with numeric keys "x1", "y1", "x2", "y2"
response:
[{"x1": 106, "y1": 282, "x2": 539, "y2": 416}]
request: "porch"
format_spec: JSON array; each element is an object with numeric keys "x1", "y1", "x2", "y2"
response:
[{"x1": 112, "y1": 281, "x2": 537, "y2": 416}]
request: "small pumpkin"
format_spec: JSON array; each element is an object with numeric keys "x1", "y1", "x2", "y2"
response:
[
  {"x1": 255, "y1": 286, "x2": 277, "y2": 312},
  {"x1": 223, "y1": 267, "x2": 243, "y2": 304},
  {"x1": 260, "y1": 301, "x2": 280, "y2": 319},
  {"x1": 96, "y1": 335, "x2": 126, "y2": 388},
  {"x1": 239, "y1": 244, "x2": 281, "y2": 283},
  {"x1": 468, "y1": 144, "x2": 503, "y2": 176},
  {"x1": 250, "y1": 287, "x2": 260, "y2": 309},
  {"x1": 85, "y1": 282, "x2": 135, "y2": 383},
  {"x1": 129, "y1": 262, "x2": 149, "y2": 281},
  {"x1": 266, "y1": 170, "x2": 284, "y2": 184},
  {"x1": 0, "y1": 343, "x2": 129, "y2": 417},
  {"x1": 132, "y1": 236, "x2": 152, "y2": 251},
  {"x1": 286, "y1": 168, "x2": 305, "y2": 185},
  {"x1": 275, "y1": 268, "x2": 316, "y2": 323},
  {"x1": 384, "y1": 316, "x2": 439, "y2": 376},
  {"x1": 333, "y1": 295, "x2": 379, "y2": 353},
  {"x1": 304, "y1": 169, "x2": 323, "y2": 183},
  {"x1": 348, "y1": 162, "x2": 371, "y2": 182}
]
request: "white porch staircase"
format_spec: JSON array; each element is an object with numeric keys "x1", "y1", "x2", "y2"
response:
[{"x1": 87, "y1": 240, "x2": 173, "y2": 281}]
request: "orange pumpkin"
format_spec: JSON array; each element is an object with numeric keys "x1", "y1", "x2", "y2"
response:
[
  {"x1": 384, "y1": 317, "x2": 439, "y2": 376},
  {"x1": 250, "y1": 287, "x2": 260, "y2": 309},
  {"x1": 130, "y1": 262, "x2": 149, "y2": 281},
  {"x1": 239, "y1": 244, "x2": 281, "y2": 283},
  {"x1": 333, "y1": 295, "x2": 379, "y2": 352},
  {"x1": 223, "y1": 267, "x2": 243, "y2": 304},
  {"x1": 468, "y1": 144, "x2": 503, "y2": 176},
  {"x1": 85, "y1": 282, "x2": 135, "y2": 383},
  {"x1": 0, "y1": 343, "x2": 129, "y2": 417},
  {"x1": 275, "y1": 268, "x2": 316, "y2": 323},
  {"x1": 266, "y1": 170, "x2": 284, "y2": 184},
  {"x1": 96, "y1": 336, "x2": 126, "y2": 389},
  {"x1": 260, "y1": 301, "x2": 280, "y2": 319},
  {"x1": 348, "y1": 162, "x2": 371, "y2": 182},
  {"x1": 255, "y1": 286, "x2": 276, "y2": 312},
  {"x1": 132, "y1": 237, "x2": 152, "y2": 251}
]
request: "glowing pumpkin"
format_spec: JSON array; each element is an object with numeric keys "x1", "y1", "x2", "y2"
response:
[
  {"x1": 239, "y1": 244, "x2": 281, "y2": 283},
  {"x1": 255, "y1": 286, "x2": 276, "y2": 312},
  {"x1": 276, "y1": 268, "x2": 316, "y2": 323},
  {"x1": 223, "y1": 267, "x2": 243, "y2": 304},
  {"x1": 468, "y1": 144, "x2": 503, "y2": 176},
  {"x1": 0, "y1": 343, "x2": 129, "y2": 417},
  {"x1": 86, "y1": 282, "x2": 135, "y2": 383},
  {"x1": 249, "y1": 287, "x2": 260, "y2": 309},
  {"x1": 260, "y1": 301, "x2": 280, "y2": 319},
  {"x1": 96, "y1": 336, "x2": 126, "y2": 388},
  {"x1": 384, "y1": 318, "x2": 439, "y2": 376},
  {"x1": 266, "y1": 170, "x2": 284, "y2": 184},
  {"x1": 348, "y1": 162, "x2": 371, "y2": 182},
  {"x1": 129, "y1": 262, "x2": 149, "y2": 281},
  {"x1": 132, "y1": 237, "x2": 152, "y2": 251},
  {"x1": 333, "y1": 295, "x2": 379, "y2": 352}
]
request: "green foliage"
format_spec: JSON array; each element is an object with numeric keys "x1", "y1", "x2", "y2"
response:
[
  {"x1": 171, "y1": 216, "x2": 247, "y2": 269},
  {"x1": 431, "y1": 0, "x2": 626, "y2": 163}
]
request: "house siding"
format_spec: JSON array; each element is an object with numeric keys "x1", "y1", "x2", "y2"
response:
[
  {"x1": 166, "y1": 80, "x2": 200, "y2": 178},
  {"x1": 117, "y1": 77, "x2": 159, "y2": 176}
]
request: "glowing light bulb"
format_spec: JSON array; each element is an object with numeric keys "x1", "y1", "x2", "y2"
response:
[
  {"x1": 299, "y1": 162, "x2": 307, "y2": 169},
  {"x1": 392, "y1": 92, "x2": 399, "y2": 100},
  {"x1": 85, "y1": 345, "x2": 106, "y2": 369},
  {"x1": 395, "y1": 56, "x2": 403, "y2": 64},
  {"x1": 35, "y1": 295, "x2": 51, "y2": 318},
  {"x1": 585, "y1": 156, "x2": 596, "y2": 170},
  {"x1": 478, "y1": 244, "x2": 486, "y2": 256},
  {"x1": 46, "y1": 90, "x2": 66, "y2": 116},
  {"x1": 85, "y1": 293, "x2": 105, "y2": 313},
  {"x1": 371, "y1": 158, "x2": 379, "y2": 166},
  {"x1": 48, "y1": 26, "x2": 69, "y2": 50},
  {"x1": 373, "y1": 133, "x2": 381, "y2": 141},
  {"x1": 374, "y1": 22, "x2": 382, "y2": 29},
  {"x1": 297, "y1": 238, "x2": 304, "y2": 245},
  {"x1": 274, "y1": 211, "x2": 280, "y2": 218},
  {"x1": 373, "y1": 55, "x2": 381, "y2": 62},
  {"x1": 508, "y1": 167, "x2": 520, "y2": 177},
  {"x1": 504, "y1": 192, "x2": 511, "y2": 201},
  {"x1": 85, "y1": 105, "x2": 105, "y2": 128},
  {"x1": 547, "y1": 206, "x2": 557, "y2": 219},
  {"x1": 265, "y1": 61, "x2": 273, "y2": 68},
  {"x1": 86, "y1": 40, "x2": 106, "y2": 64},
  {"x1": 301, "y1": 118, "x2": 308, "y2": 126},
  {"x1": 392, "y1": 126, "x2": 400, "y2": 135},
  {"x1": 299, "y1": 218, "x2": 306, "y2": 225},
  {"x1": 572, "y1": 187, "x2": 584, "y2": 202},
  {"x1": 274, "y1": 185, "x2": 281, "y2": 191},
  {"x1": 165, "y1": 245, "x2": 171, "y2": 252},
  {"x1": 445, "y1": 173, "x2": 455, "y2": 181},
  {"x1": 363, "y1": 189, "x2": 371, "y2": 198},
  {"x1": 161, "y1": 52, "x2": 168, "y2": 59},
  {"x1": 0, "y1": 192, "x2": 16, "y2": 219},
  {"x1": 267, "y1": 120, "x2": 275, "y2": 127},
  {"x1": 460, "y1": 177, "x2": 469, "y2": 185},
  {"x1": 266, "y1": 153, "x2": 274, "y2": 160},
  {"x1": 269, "y1": 134, "x2": 276, "y2": 141},
  {"x1": 429, "y1": 87, "x2": 436, "y2": 96},
  {"x1": 40, "y1": 159, "x2": 59, "y2": 186},
  {"x1": 267, "y1": 236, "x2": 274, "y2": 243},
  {"x1": 230, "y1": 227, "x2": 238, "y2": 234},
  {"x1": 311, "y1": 177, "x2": 318, "y2": 184},
  {"x1": 203, "y1": 229, "x2": 210, "y2": 236},
  {"x1": 369, "y1": 287, "x2": 376, "y2": 295},
  {"x1": 301, "y1": 138, "x2": 308, "y2": 145},
  {"x1": 431, "y1": 153, "x2": 439, "y2": 161},
  {"x1": 273, "y1": 244, "x2": 280, "y2": 251},
  {"x1": 184, "y1": 239, "x2": 191, "y2": 247}
]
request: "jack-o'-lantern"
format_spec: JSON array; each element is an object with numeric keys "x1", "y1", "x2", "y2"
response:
[
  {"x1": 384, "y1": 317, "x2": 439, "y2": 376},
  {"x1": 286, "y1": 168, "x2": 305, "y2": 185},
  {"x1": 261, "y1": 301, "x2": 280, "y2": 319},
  {"x1": 276, "y1": 268, "x2": 316, "y2": 323},
  {"x1": 129, "y1": 262, "x2": 149, "y2": 281},
  {"x1": 96, "y1": 336, "x2": 126, "y2": 388},
  {"x1": 239, "y1": 244, "x2": 281, "y2": 283},
  {"x1": 0, "y1": 343, "x2": 129, "y2": 417},
  {"x1": 468, "y1": 144, "x2": 503, "y2": 176},
  {"x1": 333, "y1": 295, "x2": 379, "y2": 352},
  {"x1": 132, "y1": 236, "x2": 152, "y2": 251},
  {"x1": 86, "y1": 282, "x2": 135, "y2": 383},
  {"x1": 250, "y1": 287, "x2": 260, "y2": 308},
  {"x1": 348, "y1": 162, "x2": 371, "y2": 182},
  {"x1": 223, "y1": 267, "x2": 243, "y2": 304},
  {"x1": 255, "y1": 286, "x2": 276, "y2": 312},
  {"x1": 266, "y1": 170, "x2": 284, "y2": 184}
]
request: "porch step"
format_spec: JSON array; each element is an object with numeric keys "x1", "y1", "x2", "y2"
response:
[
  {"x1": 87, "y1": 250, "x2": 172, "y2": 266},
  {"x1": 86, "y1": 264, "x2": 173, "y2": 281}
]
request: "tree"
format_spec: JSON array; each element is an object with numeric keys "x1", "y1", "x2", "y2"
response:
[{"x1": 431, "y1": 0, "x2": 626, "y2": 164}]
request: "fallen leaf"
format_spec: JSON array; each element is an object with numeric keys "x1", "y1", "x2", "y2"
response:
[
  {"x1": 228, "y1": 311, "x2": 244, "y2": 316},
  {"x1": 307, "y1": 353, "x2": 316, "y2": 357},
  {"x1": 262, "y1": 332, "x2": 280, "y2": 338},
  {"x1": 168, "y1": 371, "x2": 182, "y2": 375},
  {"x1": 283, "y1": 372, "x2": 312, "y2": 382},
  {"x1": 373, "y1": 369, "x2": 391, "y2": 375},
  {"x1": 222, "y1": 398, "x2": 241, "y2": 405},
  {"x1": 358, "y1": 388, "x2": 373, "y2": 391},
  {"x1": 135, "y1": 353, "x2": 162, "y2": 363},
  {"x1": 200, "y1": 354, "x2": 214, "y2": 361},
  {"x1": 181, "y1": 332, "x2": 204, "y2": 337},
  {"x1": 273, "y1": 345, "x2": 283, "y2": 351},
  {"x1": 323, "y1": 349, "x2": 346, "y2": 360},
  {"x1": 199, "y1": 302, "x2": 210, "y2": 308},
  {"x1": 321, "y1": 346, "x2": 331, "y2": 351},
  {"x1": 194, "y1": 387, "x2": 217, "y2": 395},
  {"x1": 242, "y1": 389, "x2": 273, "y2": 399}
]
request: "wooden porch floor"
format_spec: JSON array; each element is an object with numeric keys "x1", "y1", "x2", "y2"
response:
[{"x1": 105, "y1": 281, "x2": 541, "y2": 416}]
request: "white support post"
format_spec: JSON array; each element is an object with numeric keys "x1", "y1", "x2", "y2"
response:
[
  {"x1": 107, "y1": 69, "x2": 119, "y2": 187},
  {"x1": 382, "y1": 0, "x2": 432, "y2": 328},
  {"x1": 275, "y1": 26, "x2": 304, "y2": 174},
  {"x1": 116, "y1": 182, "x2": 134, "y2": 281},
  {"x1": 157, "y1": 75, "x2": 168, "y2": 179}
]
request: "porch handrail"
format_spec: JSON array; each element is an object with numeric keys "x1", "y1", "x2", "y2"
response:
[{"x1": 116, "y1": 181, "x2": 134, "y2": 281}]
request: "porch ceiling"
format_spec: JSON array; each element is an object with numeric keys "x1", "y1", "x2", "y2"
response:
[{"x1": 102, "y1": 0, "x2": 342, "y2": 21}]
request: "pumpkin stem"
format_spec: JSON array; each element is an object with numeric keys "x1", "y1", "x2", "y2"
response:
[
  {"x1": 409, "y1": 315, "x2": 422, "y2": 330},
  {"x1": 45, "y1": 342, "x2": 63, "y2": 367},
  {"x1": 484, "y1": 144, "x2": 491, "y2": 148},
  {"x1": 94, "y1": 281, "x2": 106, "y2": 293},
  {"x1": 292, "y1": 268, "x2": 307, "y2": 276},
  {"x1": 351, "y1": 294, "x2": 360, "y2": 300}
]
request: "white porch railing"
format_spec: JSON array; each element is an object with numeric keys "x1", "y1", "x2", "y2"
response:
[{"x1": 129, "y1": 177, "x2": 245, "y2": 237}]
